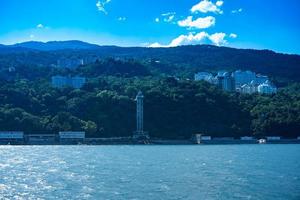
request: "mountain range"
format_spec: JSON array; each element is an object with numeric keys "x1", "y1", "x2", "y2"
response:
[{"x1": 0, "y1": 40, "x2": 300, "y2": 82}]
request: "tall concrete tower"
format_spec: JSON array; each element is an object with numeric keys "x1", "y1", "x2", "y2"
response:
[{"x1": 133, "y1": 91, "x2": 149, "y2": 140}]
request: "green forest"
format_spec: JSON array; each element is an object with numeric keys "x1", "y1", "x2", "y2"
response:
[{"x1": 0, "y1": 57, "x2": 299, "y2": 139}]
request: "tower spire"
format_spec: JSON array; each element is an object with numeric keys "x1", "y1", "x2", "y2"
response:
[{"x1": 133, "y1": 91, "x2": 149, "y2": 140}]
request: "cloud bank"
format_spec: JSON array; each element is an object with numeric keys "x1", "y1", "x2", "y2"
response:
[
  {"x1": 191, "y1": 0, "x2": 224, "y2": 14},
  {"x1": 149, "y1": 32, "x2": 228, "y2": 47}
]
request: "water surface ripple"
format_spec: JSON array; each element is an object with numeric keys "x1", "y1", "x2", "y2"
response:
[{"x1": 0, "y1": 145, "x2": 300, "y2": 200}]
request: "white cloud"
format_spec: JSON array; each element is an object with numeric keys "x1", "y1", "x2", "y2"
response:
[
  {"x1": 36, "y1": 24, "x2": 44, "y2": 28},
  {"x1": 157, "y1": 12, "x2": 176, "y2": 23},
  {"x1": 118, "y1": 17, "x2": 126, "y2": 21},
  {"x1": 229, "y1": 33, "x2": 237, "y2": 38},
  {"x1": 96, "y1": 0, "x2": 111, "y2": 14},
  {"x1": 209, "y1": 32, "x2": 227, "y2": 46},
  {"x1": 169, "y1": 32, "x2": 209, "y2": 47},
  {"x1": 178, "y1": 16, "x2": 215, "y2": 29},
  {"x1": 162, "y1": 12, "x2": 176, "y2": 16},
  {"x1": 191, "y1": 0, "x2": 224, "y2": 14},
  {"x1": 164, "y1": 15, "x2": 175, "y2": 23},
  {"x1": 231, "y1": 8, "x2": 243, "y2": 14},
  {"x1": 29, "y1": 34, "x2": 35, "y2": 39},
  {"x1": 216, "y1": 1, "x2": 223, "y2": 6},
  {"x1": 149, "y1": 32, "x2": 228, "y2": 47}
]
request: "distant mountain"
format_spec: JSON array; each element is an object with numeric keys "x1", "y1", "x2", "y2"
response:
[
  {"x1": 9, "y1": 40, "x2": 101, "y2": 51},
  {"x1": 0, "y1": 41, "x2": 300, "y2": 82}
]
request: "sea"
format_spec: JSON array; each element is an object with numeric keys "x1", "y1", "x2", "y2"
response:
[{"x1": 0, "y1": 145, "x2": 300, "y2": 200}]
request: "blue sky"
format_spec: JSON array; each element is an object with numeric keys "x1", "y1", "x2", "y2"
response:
[{"x1": 0, "y1": 0, "x2": 299, "y2": 54}]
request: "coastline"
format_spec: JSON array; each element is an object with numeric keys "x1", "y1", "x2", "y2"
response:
[{"x1": 1, "y1": 138, "x2": 300, "y2": 145}]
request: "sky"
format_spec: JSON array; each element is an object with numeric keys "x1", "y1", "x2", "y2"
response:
[{"x1": 0, "y1": 0, "x2": 299, "y2": 54}]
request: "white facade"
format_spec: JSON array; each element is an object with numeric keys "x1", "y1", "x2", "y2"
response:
[
  {"x1": 57, "y1": 58, "x2": 84, "y2": 69},
  {"x1": 241, "y1": 136, "x2": 254, "y2": 140},
  {"x1": 213, "y1": 137, "x2": 235, "y2": 140},
  {"x1": 217, "y1": 72, "x2": 235, "y2": 92},
  {"x1": 52, "y1": 76, "x2": 86, "y2": 89},
  {"x1": 201, "y1": 136, "x2": 212, "y2": 140},
  {"x1": 258, "y1": 81, "x2": 277, "y2": 94},
  {"x1": 59, "y1": 131, "x2": 85, "y2": 139},
  {"x1": 233, "y1": 70, "x2": 256, "y2": 88},
  {"x1": 194, "y1": 72, "x2": 213, "y2": 82},
  {"x1": 0, "y1": 131, "x2": 24, "y2": 139},
  {"x1": 240, "y1": 81, "x2": 258, "y2": 94},
  {"x1": 256, "y1": 74, "x2": 269, "y2": 85},
  {"x1": 266, "y1": 136, "x2": 281, "y2": 140},
  {"x1": 72, "y1": 76, "x2": 86, "y2": 89}
]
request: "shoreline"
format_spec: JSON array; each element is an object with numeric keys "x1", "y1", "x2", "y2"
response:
[{"x1": 1, "y1": 138, "x2": 300, "y2": 145}]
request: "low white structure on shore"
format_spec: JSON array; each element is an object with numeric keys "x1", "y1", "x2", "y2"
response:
[
  {"x1": 0, "y1": 131, "x2": 24, "y2": 140},
  {"x1": 59, "y1": 131, "x2": 85, "y2": 139},
  {"x1": 241, "y1": 136, "x2": 255, "y2": 140},
  {"x1": 266, "y1": 136, "x2": 281, "y2": 140},
  {"x1": 213, "y1": 137, "x2": 235, "y2": 140},
  {"x1": 201, "y1": 136, "x2": 212, "y2": 140}
]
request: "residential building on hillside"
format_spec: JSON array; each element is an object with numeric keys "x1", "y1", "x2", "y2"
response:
[
  {"x1": 194, "y1": 69, "x2": 276, "y2": 94},
  {"x1": 51, "y1": 75, "x2": 86, "y2": 89},
  {"x1": 257, "y1": 80, "x2": 277, "y2": 94},
  {"x1": 57, "y1": 58, "x2": 84, "y2": 69},
  {"x1": 240, "y1": 81, "x2": 258, "y2": 94},
  {"x1": 256, "y1": 74, "x2": 269, "y2": 85},
  {"x1": 194, "y1": 72, "x2": 214, "y2": 82},
  {"x1": 195, "y1": 72, "x2": 217, "y2": 84},
  {"x1": 233, "y1": 70, "x2": 257, "y2": 88},
  {"x1": 217, "y1": 72, "x2": 235, "y2": 92}
]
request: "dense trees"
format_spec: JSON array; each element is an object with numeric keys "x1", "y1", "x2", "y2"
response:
[{"x1": 0, "y1": 72, "x2": 299, "y2": 138}]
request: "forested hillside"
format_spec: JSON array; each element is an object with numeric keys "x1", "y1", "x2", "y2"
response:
[
  {"x1": 0, "y1": 42, "x2": 299, "y2": 138},
  {"x1": 1, "y1": 42, "x2": 300, "y2": 82}
]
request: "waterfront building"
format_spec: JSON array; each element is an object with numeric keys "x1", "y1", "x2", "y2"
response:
[
  {"x1": 0, "y1": 131, "x2": 24, "y2": 143},
  {"x1": 133, "y1": 91, "x2": 149, "y2": 140},
  {"x1": 201, "y1": 136, "x2": 212, "y2": 140},
  {"x1": 257, "y1": 80, "x2": 277, "y2": 94},
  {"x1": 25, "y1": 134, "x2": 57, "y2": 144},
  {"x1": 59, "y1": 131, "x2": 85, "y2": 139},
  {"x1": 59, "y1": 131, "x2": 85, "y2": 143},
  {"x1": 266, "y1": 136, "x2": 281, "y2": 140},
  {"x1": 51, "y1": 75, "x2": 86, "y2": 89},
  {"x1": 241, "y1": 136, "x2": 255, "y2": 140},
  {"x1": 217, "y1": 72, "x2": 235, "y2": 92}
]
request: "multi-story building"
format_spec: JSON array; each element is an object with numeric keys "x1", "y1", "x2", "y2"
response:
[
  {"x1": 217, "y1": 72, "x2": 235, "y2": 92},
  {"x1": 256, "y1": 74, "x2": 269, "y2": 85},
  {"x1": 57, "y1": 58, "x2": 84, "y2": 69},
  {"x1": 71, "y1": 76, "x2": 86, "y2": 89},
  {"x1": 194, "y1": 72, "x2": 214, "y2": 82},
  {"x1": 257, "y1": 80, "x2": 277, "y2": 94},
  {"x1": 233, "y1": 70, "x2": 257, "y2": 88},
  {"x1": 240, "y1": 81, "x2": 258, "y2": 94},
  {"x1": 51, "y1": 75, "x2": 86, "y2": 89},
  {"x1": 194, "y1": 70, "x2": 276, "y2": 94}
]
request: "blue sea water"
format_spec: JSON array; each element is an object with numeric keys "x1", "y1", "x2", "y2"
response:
[{"x1": 0, "y1": 145, "x2": 300, "y2": 200}]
